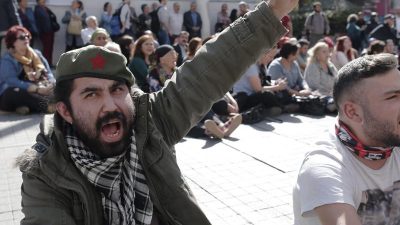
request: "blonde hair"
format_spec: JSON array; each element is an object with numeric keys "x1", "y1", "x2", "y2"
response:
[{"x1": 307, "y1": 42, "x2": 329, "y2": 66}]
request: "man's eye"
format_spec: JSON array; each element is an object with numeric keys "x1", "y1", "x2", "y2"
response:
[{"x1": 85, "y1": 92, "x2": 97, "y2": 98}]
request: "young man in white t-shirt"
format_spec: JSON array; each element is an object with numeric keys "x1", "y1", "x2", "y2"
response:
[{"x1": 293, "y1": 53, "x2": 400, "y2": 225}]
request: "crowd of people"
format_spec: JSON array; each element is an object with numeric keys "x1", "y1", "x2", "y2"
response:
[
  {"x1": 1, "y1": 0, "x2": 400, "y2": 225},
  {"x1": 1, "y1": 0, "x2": 400, "y2": 139}
]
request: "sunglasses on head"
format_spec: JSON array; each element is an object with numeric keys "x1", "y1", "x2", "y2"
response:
[{"x1": 17, "y1": 34, "x2": 31, "y2": 41}]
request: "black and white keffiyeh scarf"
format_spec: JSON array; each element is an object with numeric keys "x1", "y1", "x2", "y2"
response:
[{"x1": 65, "y1": 124, "x2": 153, "y2": 225}]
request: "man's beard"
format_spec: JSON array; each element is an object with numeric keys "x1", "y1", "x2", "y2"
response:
[
  {"x1": 72, "y1": 111, "x2": 133, "y2": 158},
  {"x1": 363, "y1": 105, "x2": 400, "y2": 147}
]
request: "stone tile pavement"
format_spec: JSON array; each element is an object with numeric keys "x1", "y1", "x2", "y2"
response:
[{"x1": 0, "y1": 112, "x2": 336, "y2": 225}]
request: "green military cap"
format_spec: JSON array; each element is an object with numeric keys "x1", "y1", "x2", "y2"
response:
[{"x1": 55, "y1": 45, "x2": 135, "y2": 86}]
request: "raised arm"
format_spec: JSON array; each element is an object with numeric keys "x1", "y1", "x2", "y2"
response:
[{"x1": 151, "y1": 0, "x2": 297, "y2": 145}]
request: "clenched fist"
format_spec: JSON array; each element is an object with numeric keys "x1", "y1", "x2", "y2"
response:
[{"x1": 266, "y1": 0, "x2": 299, "y2": 19}]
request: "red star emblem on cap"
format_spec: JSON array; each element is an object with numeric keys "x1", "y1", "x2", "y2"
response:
[{"x1": 90, "y1": 53, "x2": 106, "y2": 70}]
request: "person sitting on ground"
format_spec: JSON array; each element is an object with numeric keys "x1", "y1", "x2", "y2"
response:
[
  {"x1": 268, "y1": 39, "x2": 311, "y2": 97},
  {"x1": 17, "y1": 1, "x2": 295, "y2": 224},
  {"x1": 233, "y1": 46, "x2": 288, "y2": 118},
  {"x1": 128, "y1": 34, "x2": 155, "y2": 92},
  {"x1": 147, "y1": 44, "x2": 177, "y2": 92},
  {"x1": 331, "y1": 36, "x2": 357, "y2": 70},
  {"x1": 80, "y1": 15, "x2": 98, "y2": 45},
  {"x1": 0, "y1": 25, "x2": 54, "y2": 114},
  {"x1": 384, "y1": 39, "x2": 397, "y2": 54},
  {"x1": 296, "y1": 39, "x2": 310, "y2": 73},
  {"x1": 304, "y1": 42, "x2": 337, "y2": 113},
  {"x1": 89, "y1": 28, "x2": 109, "y2": 47},
  {"x1": 116, "y1": 34, "x2": 135, "y2": 65},
  {"x1": 293, "y1": 53, "x2": 400, "y2": 225}
]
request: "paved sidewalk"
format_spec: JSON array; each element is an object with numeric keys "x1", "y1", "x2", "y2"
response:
[{"x1": 0, "y1": 112, "x2": 336, "y2": 225}]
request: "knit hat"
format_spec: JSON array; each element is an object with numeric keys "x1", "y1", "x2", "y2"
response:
[
  {"x1": 55, "y1": 45, "x2": 135, "y2": 86},
  {"x1": 155, "y1": 45, "x2": 174, "y2": 62},
  {"x1": 90, "y1": 28, "x2": 110, "y2": 43}
]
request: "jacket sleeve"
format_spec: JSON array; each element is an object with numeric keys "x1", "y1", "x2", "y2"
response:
[
  {"x1": 151, "y1": 2, "x2": 287, "y2": 145},
  {"x1": 61, "y1": 11, "x2": 71, "y2": 24},
  {"x1": 0, "y1": 56, "x2": 31, "y2": 90},
  {"x1": 20, "y1": 172, "x2": 78, "y2": 225}
]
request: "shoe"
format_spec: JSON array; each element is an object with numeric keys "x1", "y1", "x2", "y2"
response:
[
  {"x1": 263, "y1": 106, "x2": 282, "y2": 117},
  {"x1": 204, "y1": 120, "x2": 224, "y2": 139},
  {"x1": 15, "y1": 106, "x2": 30, "y2": 115},
  {"x1": 224, "y1": 114, "x2": 242, "y2": 137},
  {"x1": 283, "y1": 103, "x2": 300, "y2": 113}
]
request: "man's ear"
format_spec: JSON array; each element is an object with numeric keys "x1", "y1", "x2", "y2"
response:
[
  {"x1": 342, "y1": 100, "x2": 363, "y2": 124},
  {"x1": 56, "y1": 102, "x2": 73, "y2": 124}
]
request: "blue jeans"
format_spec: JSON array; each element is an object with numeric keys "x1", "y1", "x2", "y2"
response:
[{"x1": 157, "y1": 29, "x2": 170, "y2": 45}]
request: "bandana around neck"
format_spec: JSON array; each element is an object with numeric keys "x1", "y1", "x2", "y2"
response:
[
  {"x1": 64, "y1": 123, "x2": 153, "y2": 225},
  {"x1": 335, "y1": 120, "x2": 394, "y2": 160}
]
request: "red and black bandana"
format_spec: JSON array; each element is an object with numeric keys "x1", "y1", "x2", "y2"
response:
[{"x1": 335, "y1": 120, "x2": 394, "y2": 160}]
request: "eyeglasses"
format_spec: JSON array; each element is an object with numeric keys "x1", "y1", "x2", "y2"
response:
[{"x1": 17, "y1": 34, "x2": 31, "y2": 41}]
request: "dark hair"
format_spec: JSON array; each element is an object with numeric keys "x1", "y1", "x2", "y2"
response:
[
  {"x1": 77, "y1": 0, "x2": 83, "y2": 10},
  {"x1": 103, "y1": 2, "x2": 109, "y2": 11},
  {"x1": 280, "y1": 41, "x2": 298, "y2": 59},
  {"x1": 298, "y1": 39, "x2": 310, "y2": 47},
  {"x1": 117, "y1": 35, "x2": 134, "y2": 62},
  {"x1": 5, "y1": 25, "x2": 31, "y2": 49},
  {"x1": 141, "y1": 4, "x2": 147, "y2": 12},
  {"x1": 187, "y1": 37, "x2": 202, "y2": 57},
  {"x1": 133, "y1": 34, "x2": 154, "y2": 59},
  {"x1": 367, "y1": 40, "x2": 385, "y2": 55},
  {"x1": 53, "y1": 79, "x2": 75, "y2": 112},
  {"x1": 333, "y1": 54, "x2": 398, "y2": 109}
]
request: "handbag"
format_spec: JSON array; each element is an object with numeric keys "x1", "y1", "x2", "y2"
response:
[
  {"x1": 67, "y1": 17, "x2": 83, "y2": 35},
  {"x1": 295, "y1": 95, "x2": 326, "y2": 116},
  {"x1": 47, "y1": 7, "x2": 60, "y2": 32}
]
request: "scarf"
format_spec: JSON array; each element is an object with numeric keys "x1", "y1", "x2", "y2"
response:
[
  {"x1": 65, "y1": 123, "x2": 153, "y2": 225},
  {"x1": 335, "y1": 120, "x2": 394, "y2": 160},
  {"x1": 11, "y1": 47, "x2": 46, "y2": 81}
]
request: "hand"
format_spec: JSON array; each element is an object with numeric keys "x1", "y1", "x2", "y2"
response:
[
  {"x1": 266, "y1": 0, "x2": 299, "y2": 19},
  {"x1": 299, "y1": 89, "x2": 311, "y2": 97},
  {"x1": 37, "y1": 85, "x2": 54, "y2": 96},
  {"x1": 276, "y1": 80, "x2": 287, "y2": 91}
]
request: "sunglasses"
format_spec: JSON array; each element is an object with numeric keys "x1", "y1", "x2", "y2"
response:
[{"x1": 17, "y1": 34, "x2": 31, "y2": 41}]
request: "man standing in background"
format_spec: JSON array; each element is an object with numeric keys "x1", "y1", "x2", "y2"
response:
[
  {"x1": 169, "y1": 2, "x2": 183, "y2": 43},
  {"x1": 183, "y1": 2, "x2": 202, "y2": 40},
  {"x1": 304, "y1": 2, "x2": 330, "y2": 47}
]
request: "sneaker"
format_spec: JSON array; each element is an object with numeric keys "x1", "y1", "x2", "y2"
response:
[
  {"x1": 224, "y1": 114, "x2": 242, "y2": 137},
  {"x1": 15, "y1": 106, "x2": 30, "y2": 115},
  {"x1": 204, "y1": 120, "x2": 224, "y2": 139},
  {"x1": 263, "y1": 106, "x2": 282, "y2": 117}
]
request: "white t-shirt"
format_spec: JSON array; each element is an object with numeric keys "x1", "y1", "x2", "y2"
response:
[
  {"x1": 169, "y1": 11, "x2": 183, "y2": 36},
  {"x1": 120, "y1": 4, "x2": 131, "y2": 30},
  {"x1": 293, "y1": 129, "x2": 400, "y2": 225}
]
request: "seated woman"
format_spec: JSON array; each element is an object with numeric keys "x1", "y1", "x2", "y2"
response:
[
  {"x1": 268, "y1": 39, "x2": 311, "y2": 98},
  {"x1": 0, "y1": 25, "x2": 55, "y2": 114},
  {"x1": 331, "y1": 36, "x2": 357, "y2": 70},
  {"x1": 147, "y1": 44, "x2": 177, "y2": 92},
  {"x1": 304, "y1": 42, "x2": 337, "y2": 112},
  {"x1": 233, "y1": 46, "x2": 288, "y2": 118},
  {"x1": 128, "y1": 34, "x2": 155, "y2": 92}
]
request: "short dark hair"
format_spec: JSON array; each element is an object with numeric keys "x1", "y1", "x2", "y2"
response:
[
  {"x1": 53, "y1": 79, "x2": 75, "y2": 112},
  {"x1": 280, "y1": 41, "x2": 298, "y2": 59},
  {"x1": 333, "y1": 54, "x2": 398, "y2": 110},
  {"x1": 103, "y1": 2, "x2": 109, "y2": 12},
  {"x1": 141, "y1": 4, "x2": 147, "y2": 12}
]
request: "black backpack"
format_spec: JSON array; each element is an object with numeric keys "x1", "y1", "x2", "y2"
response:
[{"x1": 150, "y1": 7, "x2": 161, "y2": 35}]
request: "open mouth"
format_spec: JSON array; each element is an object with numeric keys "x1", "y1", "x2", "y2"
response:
[{"x1": 101, "y1": 120, "x2": 123, "y2": 142}]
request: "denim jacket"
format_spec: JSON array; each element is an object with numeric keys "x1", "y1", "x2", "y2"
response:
[{"x1": 0, "y1": 50, "x2": 54, "y2": 96}]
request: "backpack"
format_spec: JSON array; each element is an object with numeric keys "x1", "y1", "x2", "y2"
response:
[
  {"x1": 110, "y1": 6, "x2": 123, "y2": 36},
  {"x1": 150, "y1": 6, "x2": 161, "y2": 35}
]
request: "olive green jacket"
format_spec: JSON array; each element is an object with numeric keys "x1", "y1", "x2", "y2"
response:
[{"x1": 19, "y1": 2, "x2": 286, "y2": 225}]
